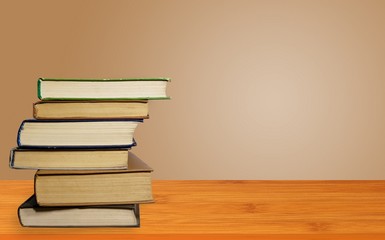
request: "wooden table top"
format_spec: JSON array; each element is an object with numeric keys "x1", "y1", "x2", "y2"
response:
[{"x1": 0, "y1": 180, "x2": 385, "y2": 239}]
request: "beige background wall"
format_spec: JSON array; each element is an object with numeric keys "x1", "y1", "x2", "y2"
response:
[{"x1": 1, "y1": 0, "x2": 385, "y2": 180}]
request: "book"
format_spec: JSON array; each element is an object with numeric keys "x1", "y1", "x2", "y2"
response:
[
  {"x1": 17, "y1": 119, "x2": 142, "y2": 148},
  {"x1": 9, "y1": 148, "x2": 136, "y2": 170},
  {"x1": 38, "y1": 78, "x2": 170, "y2": 100},
  {"x1": 18, "y1": 195, "x2": 140, "y2": 227},
  {"x1": 33, "y1": 101, "x2": 149, "y2": 119},
  {"x1": 34, "y1": 152, "x2": 153, "y2": 206}
]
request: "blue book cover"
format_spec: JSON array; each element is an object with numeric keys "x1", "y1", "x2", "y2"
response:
[{"x1": 17, "y1": 119, "x2": 143, "y2": 149}]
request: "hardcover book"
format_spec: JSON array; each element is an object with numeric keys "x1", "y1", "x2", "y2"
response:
[
  {"x1": 10, "y1": 148, "x2": 135, "y2": 170},
  {"x1": 35, "y1": 152, "x2": 153, "y2": 206},
  {"x1": 18, "y1": 195, "x2": 140, "y2": 227},
  {"x1": 33, "y1": 101, "x2": 149, "y2": 119},
  {"x1": 17, "y1": 119, "x2": 142, "y2": 148},
  {"x1": 38, "y1": 78, "x2": 170, "y2": 100}
]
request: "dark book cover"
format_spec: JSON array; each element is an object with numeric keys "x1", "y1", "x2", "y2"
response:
[{"x1": 17, "y1": 119, "x2": 142, "y2": 149}]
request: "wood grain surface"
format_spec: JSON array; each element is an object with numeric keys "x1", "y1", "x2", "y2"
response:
[{"x1": 0, "y1": 180, "x2": 385, "y2": 239}]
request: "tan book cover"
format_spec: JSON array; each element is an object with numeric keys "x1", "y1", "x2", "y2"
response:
[
  {"x1": 18, "y1": 195, "x2": 140, "y2": 227},
  {"x1": 10, "y1": 148, "x2": 132, "y2": 170}
]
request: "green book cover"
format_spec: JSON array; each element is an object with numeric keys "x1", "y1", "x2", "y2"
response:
[{"x1": 37, "y1": 78, "x2": 171, "y2": 100}]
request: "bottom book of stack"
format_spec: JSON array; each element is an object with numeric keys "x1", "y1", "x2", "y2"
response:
[
  {"x1": 15, "y1": 151, "x2": 153, "y2": 227},
  {"x1": 18, "y1": 195, "x2": 140, "y2": 227}
]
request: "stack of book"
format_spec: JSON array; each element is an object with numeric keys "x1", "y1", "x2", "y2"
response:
[{"x1": 9, "y1": 78, "x2": 170, "y2": 227}]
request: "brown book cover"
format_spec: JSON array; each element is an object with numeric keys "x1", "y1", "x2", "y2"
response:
[
  {"x1": 35, "y1": 152, "x2": 153, "y2": 206},
  {"x1": 33, "y1": 101, "x2": 149, "y2": 119}
]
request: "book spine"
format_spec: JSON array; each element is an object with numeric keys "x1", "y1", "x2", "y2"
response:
[
  {"x1": 32, "y1": 102, "x2": 38, "y2": 119},
  {"x1": 17, "y1": 205, "x2": 24, "y2": 227},
  {"x1": 33, "y1": 172, "x2": 39, "y2": 206},
  {"x1": 16, "y1": 120, "x2": 26, "y2": 147},
  {"x1": 136, "y1": 204, "x2": 141, "y2": 228},
  {"x1": 9, "y1": 148, "x2": 15, "y2": 169},
  {"x1": 37, "y1": 78, "x2": 43, "y2": 100}
]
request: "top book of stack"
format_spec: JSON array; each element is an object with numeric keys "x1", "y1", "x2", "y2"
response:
[{"x1": 38, "y1": 78, "x2": 170, "y2": 100}]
